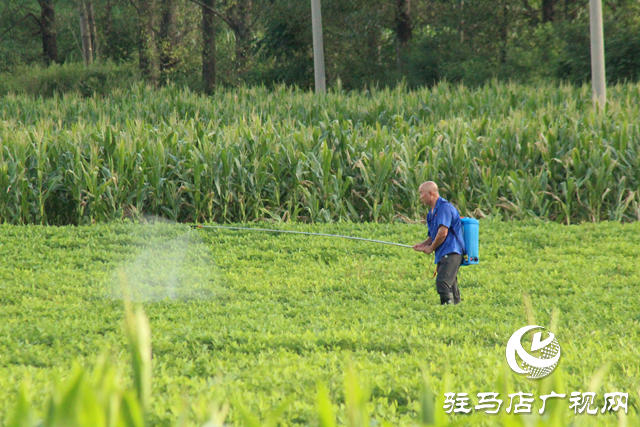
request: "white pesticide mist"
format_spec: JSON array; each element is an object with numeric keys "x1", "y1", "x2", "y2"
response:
[{"x1": 110, "y1": 217, "x2": 220, "y2": 302}]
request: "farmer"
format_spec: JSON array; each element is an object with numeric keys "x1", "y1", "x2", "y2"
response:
[{"x1": 413, "y1": 181, "x2": 465, "y2": 305}]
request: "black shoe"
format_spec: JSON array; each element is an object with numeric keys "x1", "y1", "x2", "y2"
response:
[{"x1": 440, "y1": 293, "x2": 454, "y2": 305}]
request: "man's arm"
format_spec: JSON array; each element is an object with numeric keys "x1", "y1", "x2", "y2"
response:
[{"x1": 422, "y1": 225, "x2": 448, "y2": 254}]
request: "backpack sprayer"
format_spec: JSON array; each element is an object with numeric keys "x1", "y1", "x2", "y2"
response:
[
  {"x1": 460, "y1": 217, "x2": 479, "y2": 266},
  {"x1": 191, "y1": 221, "x2": 480, "y2": 265}
]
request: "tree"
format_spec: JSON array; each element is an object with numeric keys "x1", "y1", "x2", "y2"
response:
[
  {"x1": 395, "y1": 0, "x2": 411, "y2": 72},
  {"x1": 219, "y1": 0, "x2": 254, "y2": 77},
  {"x1": 564, "y1": 0, "x2": 578, "y2": 20},
  {"x1": 132, "y1": 0, "x2": 160, "y2": 84},
  {"x1": 86, "y1": 0, "x2": 99, "y2": 60},
  {"x1": 159, "y1": 0, "x2": 179, "y2": 76},
  {"x1": 38, "y1": 0, "x2": 59, "y2": 65},
  {"x1": 78, "y1": 0, "x2": 93, "y2": 64},
  {"x1": 499, "y1": 1, "x2": 509, "y2": 64},
  {"x1": 187, "y1": 0, "x2": 255, "y2": 80},
  {"x1": 202, "y1": 0, "x2": 216, "y2": 93},
  {"x1": 542, "y1": 0, "x2": 555, "y2": 22}
]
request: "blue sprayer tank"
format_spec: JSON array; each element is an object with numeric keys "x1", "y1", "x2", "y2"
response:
[{"x1": 460, "y1": 217, "x2": 479, "y2": 266}]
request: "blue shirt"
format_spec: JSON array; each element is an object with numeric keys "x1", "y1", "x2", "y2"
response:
[{"x1": 427, "y1": 197, "x2": 465, "y2": 264}]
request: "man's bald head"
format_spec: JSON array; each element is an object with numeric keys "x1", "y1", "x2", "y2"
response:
[
  {"x1": 419, "y1": 181, "x2": 440, "y2": 208},
  {"x1": 420, "y1": 181, "x2": 438, "y2": 194}
]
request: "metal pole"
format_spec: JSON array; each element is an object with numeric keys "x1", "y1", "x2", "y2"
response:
[
  {"x1": 310, "y1": 0, "x2": 326, "y2": 94},
  {"x1": 192, "y1": 225, "x2": 412, "y2": 248},
  {"x1": 589, "y1": 0, "x2": 606, "y2": 107}
]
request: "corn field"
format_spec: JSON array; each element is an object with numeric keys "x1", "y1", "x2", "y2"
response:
[{"x1": 1, "y1": 81, "x2": 639, "y2": 225}]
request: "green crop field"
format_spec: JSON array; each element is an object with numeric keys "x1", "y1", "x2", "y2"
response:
[
  {"x1": 1, "y1": 82, "x2": 639, "y2": 426},
  {"x1": 1, "y1": 220, "x2": 639, "y2": 426},
  {"x1": 1, "y1": 82, "x2": 639, "y2": 226}
]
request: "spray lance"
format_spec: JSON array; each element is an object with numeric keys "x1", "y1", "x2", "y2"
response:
[
  {"x1": 191, "y1": 219, "x2": 479, "y2": 266},
  {"x1": 191, "y1": 224, "x2": 435, "y2": 278},
  {"x1": 190, "y1": 224, "x2": 412, "y2": 248}
]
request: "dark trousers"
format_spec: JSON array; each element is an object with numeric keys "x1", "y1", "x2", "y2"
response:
[{"x1": 435, "y1": 253, "x2": 462, "y2": 305}]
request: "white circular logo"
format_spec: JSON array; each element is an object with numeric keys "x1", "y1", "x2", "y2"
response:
[{"x1": 506, "y1": 325, "x2": 561, "y2": 379}]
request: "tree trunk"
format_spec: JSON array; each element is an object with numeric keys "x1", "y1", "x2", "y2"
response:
[
  {"x1": 37, "y1": 0, "x2": 59, "y2": 65},
  {"x1": 499, "y1": 2, "x2": 508, "y2": 64},
  {"x1": 86, "y1": 0, "x2": 99, "y2": 60},
  {"x1": 233, "y1": 0, "x2": 252, "y2": 78},
  {"x1": 160, "y1": 0, "x2": 178, "y2": 77},
  {"x1": 78, "y1": 0, "x2": 93, "y2": 65},
  {"x1": 459, "y1": 0, "x2": 464, "y2": 43},
  {"x1": 202, "y1": 0, "x2": 216, "y2": 94},
  {"x1": 105, "y1": 0, "x2": 113, "y2": 57},
  {"x1": 542, "y1": 0, "x2": 555, "y2": 22},
  {"x1": 137, "y1": 0, "x2": 159, "y2": 85},
  {"x1": 395, "y1": 0, "x2": 411, "y2": 73}
]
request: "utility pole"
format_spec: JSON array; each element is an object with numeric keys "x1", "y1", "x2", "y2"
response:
[
  {"x1": 310, "y1": 0, "x2": 326, "y2": 94},
  {"x1": 589, "y1": 0, "x2": 606, "y2": 107}
]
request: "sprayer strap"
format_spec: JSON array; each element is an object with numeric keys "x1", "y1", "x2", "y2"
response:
[{"x1": 442, "y1": 201, "x2": 466, "y2": 256}]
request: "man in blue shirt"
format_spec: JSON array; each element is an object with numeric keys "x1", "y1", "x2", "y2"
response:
[{"x1": 413, "y1": 181, "x2": 465, "y2": 305}]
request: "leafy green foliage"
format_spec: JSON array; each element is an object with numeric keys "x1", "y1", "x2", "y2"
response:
[
  {"x1": 0, "y1": 220, "x2": 638, "y2": 426},
  {"x1": 0, "y1": 62, "x2": 140, "y2": 98},
  {"x1": 1, "y1": 82, "x2": 639, "y2": 225},
  {"x1": 7, "y1": 307, "x2": 150, "y2": 427},
  {"x1": 2, "y1": 0, "x2": 639, "y2": 89}
]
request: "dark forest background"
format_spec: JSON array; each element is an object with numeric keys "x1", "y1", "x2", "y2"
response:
[{"x1": 1, "y1": 0, "x2": 639, "y2": 94}]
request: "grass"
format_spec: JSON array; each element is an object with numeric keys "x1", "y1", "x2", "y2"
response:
[
  {"x1": 1, "y1": 81, "x2": 639, "y2": 225},
  {"x1": 0, "y1": 219, "x2": 638, "y2": 426}
]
